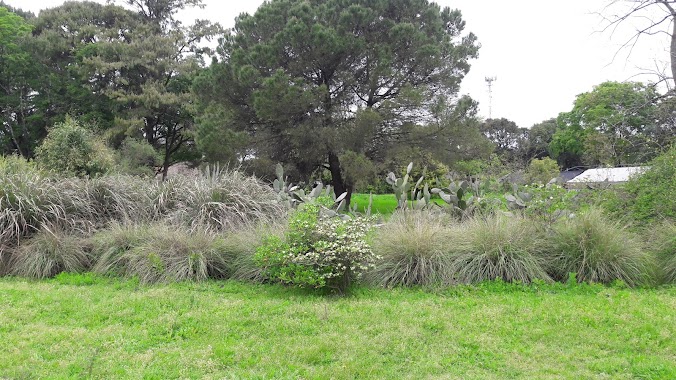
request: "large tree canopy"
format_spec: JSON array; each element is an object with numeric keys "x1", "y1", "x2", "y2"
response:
[
  {"x1": 550, "y1": 81, "x2": 667, "y2": 168},
  {"x1": 79, "y1": 0, "x2": 221, "y2": 178},
  {"x1": 0, "y1": 0, "x2": 220, "y2": 176},
  {"x1": 195, "y1": 0, "x2": 479, "y2": 202},
  {"x1": 0, "y1": 5, "x2": 35, "y2": 156}
]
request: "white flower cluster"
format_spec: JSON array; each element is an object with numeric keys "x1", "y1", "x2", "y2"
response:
[{"x1": 287, "y1": 216, "x2": 380, "y2": 282}]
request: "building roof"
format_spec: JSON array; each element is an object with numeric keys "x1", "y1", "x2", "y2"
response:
[
  {"x1": 560, "y1": 168, "x2": 585, "y2": 182},
  {"x1": 567, "y1": 166, "x2": 647, "y2": 184}
]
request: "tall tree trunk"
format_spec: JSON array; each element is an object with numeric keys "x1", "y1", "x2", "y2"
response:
[
  {"x1": 161, "y1": 140, "x2": 170, "y2": 181},
  {"x1": 671, "y1": 18, "x2": 676, "y2": 87},
  {"x1": 659, "y1": 0, "x2": 676, "y2": 88},
  {"x1": 328, "y1": 151, "x2": 352, "y2": 207}
]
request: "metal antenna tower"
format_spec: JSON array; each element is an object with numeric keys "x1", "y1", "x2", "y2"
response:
[{"x1": 485, "y1": 76, "x2": 497, "y2": 119}]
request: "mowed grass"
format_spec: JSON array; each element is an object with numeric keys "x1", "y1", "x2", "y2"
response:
[
  {"x1": 351, "y1": 193, "x2": 445, "y2": 215},
  {"x1": 1, "y1": 275, "x2": 674, "y2": 379}
]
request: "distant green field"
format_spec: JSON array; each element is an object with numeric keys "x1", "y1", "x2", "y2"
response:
[
  {"x1": 1, "y1": 276, "x2": 674, "y2": 379},
  {"x1": 351, "y1": 193, "x2": 446, "y2": 215}
]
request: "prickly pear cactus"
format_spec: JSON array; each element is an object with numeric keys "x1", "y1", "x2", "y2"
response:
[
  {"x1": 504, "y1": 183, "x2": 532, "y2": 210},
  {"x1": 386, "y1": 162, "x2": 433, "y2": 210},
  {"x1": 273, "y1": 163, "x2": 366, "y2": 219}
]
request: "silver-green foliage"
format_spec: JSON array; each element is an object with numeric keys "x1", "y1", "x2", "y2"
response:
[
  {"x1": 0, "y1": 159, "x2": 95, "y2": 244},
  {"x1": 448, "y1": 215, "x2": 551, "y2": 284},
  {"x1": 385, "y1": 162, "x2": 437, "y2": 211},
  {"x1": 91, "y1": 223, "x2": 231, "y2": 284},
  {"x1": 169, "y1": 165, "x2": 287, "y2": 232},
  {"x1": 367, "y1": 210, "x2": 457, "y2": 287},
  {"x1": 548, "y1": 208, "x2": 652, "y2": 287},
  {"x1": 272, "y1": 163, "x2": 354, "y2": 217},
  {"x1": 9, "y1": 226, "x2": 91, "y2": 279}
]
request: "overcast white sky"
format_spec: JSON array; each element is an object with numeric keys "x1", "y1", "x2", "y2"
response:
[{"x1": 7, "y1": 0, "x2": 673, "y2": 128}]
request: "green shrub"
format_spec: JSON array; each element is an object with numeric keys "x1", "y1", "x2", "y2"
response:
[
  {"x1": 367, "y1": 210, "x2": 457, "y2": 287},
  {"x1": 547, "y1": 208, "x2": 651, "y2": 287},
  {"x1": 255, "y1": 203, "x2": 377, "y2": 292},
  {"x1": 116, "y1": 137, "x2": 159, "y2": 177},
  {"x1": 35, "y1": 117, "x2": 115, "y2": 177},
  {"x1": 223, "y1": 224, "x2": 286, "y2": 282},
  {"x1": 525, "y1": 157, "x2": 560, "y2": 185},
  {"x1": 644, "y1": 221, "x2": 676, "y2": 284},
  {"x1": 520, "y1": 183, "x2": 581, "y2": 224},
  {"x1": 623, "y1": 146, "x2": 676, "y2": 222},
  {"x1": 0, "y1": 154, "x2": 40, "y2": 175},
  {"x1": 91, "y1": 223, "x2": 231, "y2": 283},
  {"x1": 449, "y1": 214, "x2": 551, "y2": 284},
  {"x1": 8, "y1": 226, "x2": 91, "y2": 279}
]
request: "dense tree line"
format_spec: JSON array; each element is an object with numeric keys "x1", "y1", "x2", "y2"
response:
[{"x1": 1, "y1": 0, "x2": 674, "y2": 196}]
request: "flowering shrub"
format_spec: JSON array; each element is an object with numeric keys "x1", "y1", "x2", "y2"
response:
[
  {"x1": 517, "y1": 183, "x2": 581, "y2": 224},
  {"x1": 254, "y1": 203, "x2": 378, "y2": 292}
]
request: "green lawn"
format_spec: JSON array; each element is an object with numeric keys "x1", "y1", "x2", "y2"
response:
[
  {"x1": 351, "y1": 193, "x2": 447, "y2": 215},
  {"x1": 1, "y1": 275, "x2": 674, "y2": 379}
]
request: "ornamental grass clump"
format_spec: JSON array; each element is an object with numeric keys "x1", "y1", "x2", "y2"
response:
[
  {"x1": 8, "y1": 226, "x2": 91, "y2": 279},
  {"x1": 255, "y1": 203, "x2": 377, "y2": 292},
  {"x1": 224, "y1": 224, "x2": 286, "y2": 282},
  {"x1": 169, "y1": 166, "x2": 287, "y2": 232},
  {"x1": 87, "y1": 175, "x2": 156, "y2": 224},
  {"x1": 643, "y1": 220, "x2": 676, "y2": 284},
  {"x1": 548, "y1": 208, "x2": 651, "y2": 287},
  {"x1": 91, "y1": 223, "x2": 231, "y2": 284},
  {"x1": 367, "y1": 210, "x2": 458, "y2": 287},
  {"x1": 0, "y1": 161, "x2": 56, "y2": 243},
  {"x1": 90, "y1": 222, "x2": 151, "y2": 276},
  {"x1": 449, "y1": 214, "x2": 552, "y2": 284}
]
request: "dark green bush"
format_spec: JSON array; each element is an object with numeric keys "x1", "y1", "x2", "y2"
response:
[
  {"x1": 600, "y1": 146, "x2": 675, "y2": 223},
  {"x1": 116, "y1": 137, "x2": 159, "y2": 177},
  {"x1": 525, "y1": 157, "x2": 560, "y2": 185},
  {"x1": 35, "y1": 117, "x2": 115, "y2": 177},
  {"x1": 624, "y1": 146, "x2": 675, "y2": 222}
]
